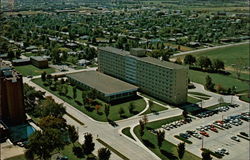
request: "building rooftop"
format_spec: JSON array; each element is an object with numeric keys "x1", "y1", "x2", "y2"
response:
[
  {"x1": 98, "y1": 47, "x2": 130, "y2": 56},
  {"x1": 12, "y1": 58, "x2": 30, "y2": 63},
  {"x1": 31, "y1": 56, "x2": 47, "y2": 61},
  {"x1": 67, "y1": 71, "x2": 138, "y2": 96},
  {"x1": 139, "y1": 57, "x2": 187, "y2": 70},
  {"x1": 99, "y1": 47, "x2": 187, "y2": 70}
]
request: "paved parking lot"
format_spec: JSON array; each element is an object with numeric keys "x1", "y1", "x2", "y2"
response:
[{"x1": 162, "y1": 104, "x2": 249, "y2": 159}]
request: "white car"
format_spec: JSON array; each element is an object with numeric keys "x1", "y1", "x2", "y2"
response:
[{"x1": 231, "y1": 136, "x2": 240, "y2": 142}]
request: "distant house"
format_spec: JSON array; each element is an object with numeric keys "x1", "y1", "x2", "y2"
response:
[
  {"x1": 0, "y1": 54, "x2": 8, "y2": 59},
  {"x1": 66, "y1": 43, "x2": 78, "y2": 49},
  {"x1": 188, "y1": 42, "x2": 200, "y2": 48},
  {"x1": 12, "y1": 59, "x2": 31, "y2": 66},
  {"x1": 26, "y1": 46, "x2": 38, "y2": 51},
  {"x1": 80, "y1": 35, "x2": 89, "y2": 40},
  {"x1": 78, "y1": 59, "x2": 90, "y2": 66},
  {"x1": 30, "y1": 56, "x2": 48, "y2": 68}
]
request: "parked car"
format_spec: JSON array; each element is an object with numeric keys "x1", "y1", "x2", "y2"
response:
[
  {"x1": 200, "y1": 131, "x2": 209, "y2": 137},
  {"x1": 231, "y1": 136, "x2": 240, "y2": 142},
  {"x1": 240, "y1": 132, "x2": 249, "y2": 137},
  {"x1": 210, "y1": 127, "x2": 218, "y2": 132}
]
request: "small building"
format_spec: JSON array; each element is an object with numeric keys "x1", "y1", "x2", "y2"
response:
[
  {"x1": 67, "y1": 71, "x2": 138, "y2": 103},
  {"x1": 0, "y1": 54, "x2": 8, "y2": 59},
  {"x1": 30, "y1": 56, "x2": 48, "y2": 68},
  {"x1": 12, "y1": 59, "x2": 31, "y2": 66},
  {"x1": 78, "y1": 59, "x2": 91, "y2": 66}
]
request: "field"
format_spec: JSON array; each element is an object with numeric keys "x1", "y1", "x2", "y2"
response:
[
  {"x1": 32, "y1": 78, "x2": 146, "y2": 122},
  {"x1": 175, "y1": 43, "x2": 249, "y2": 69},
  {"x1": 14, "y1": 65, "x2": 55, "y2": 76},
  {"x1": 195, "y1": 43, "x2": 249, "y2": 68},
  {"x1": 189, "y1": 70, "x2": 249, "y2": 93}
]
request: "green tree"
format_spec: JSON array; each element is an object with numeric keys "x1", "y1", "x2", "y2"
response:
[
  {"x1": 128, "y1": 102, "x2": 135, "y2": 113},
  {"x1": 98, "y1": 148, "x2": 111, "y2": 160},
  {"x1": 139, "y1": 120, "x2": 145, "y2": 137},
  {"x1": 156, "y1": 130, "x2": 165, "y2": 148},
  {"x1": 82, "y1": 133, "x2": 95, "y2": 155},
  {"x1": 177, "y1": 142, "x2": 185, "y2": 159},
  {"x1": 73, "y1": 86, "x2": 77, "y2": 99},
  {"x1": 27, "y1": 129, "x2": 66, "y2": 160},
  {"x1": 212, "y1": 59, "x2": 224, "y2": 72},
  {"x1": 38, "y1": 115, "x2": 67, "y2": 130},
  {"x1": 68, "y1": 125, "x2": 79, "y2": 145},
  {"x1": 104, "y1": 105, "x2": 110, "y2": 119},
  {"x1": 205, "y1": 75, "x2": 214, "y2": 91},
  {"x1": 38, "y1": 96, "x2": 66, "y2": 118},
  {"x1": 148, "y1": 100, "x2": 153, "y2": 112},
  {"x1": 41, "y1": 72, "x2": 47, "y2": 82},
  {"x1": 64, "y1": 85, "x2": 68, "y2": 96},
  {"x1": 118, "y1": 107, "x2": 125, "y2": 117},
  {"x1": 182, "y1": 110, "x2": 188, "y2": 119},
  {"x1": 201, "y1": 150, "x2": 213, "y2": 160},
  {"x1": 197, "y1": 56, "x2": 212, "y2": 70},
  {"x1": 24, "y1": 149, "x2": 34, "y2": 160},
  {"x1": 184, "y1": 55, "x2": 196, "y2": 65}
]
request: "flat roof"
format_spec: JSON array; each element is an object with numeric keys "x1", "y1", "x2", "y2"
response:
[
  {"x1": 99, "y1": 47, "x2": 187, "y2": 70},
  {"x1": 12, "y1": 58, "x2": 30, "y2": 63},
  {"x1": 139, "y1": 57, "x2": 187, "y2": 70},
  {"x1": 31, "y1": 56, "x2": 47, "y2": 61},
  {"x1": 98, "y1": 47, "x2": 130, "y2": 56},
  {"x1": 67, "y1": 71, "x2": 138, "y2": 96}
]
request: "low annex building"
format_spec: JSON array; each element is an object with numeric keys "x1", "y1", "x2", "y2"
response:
[{"x1": 67, "y1": 71, "x2": 138, "y2": 103}]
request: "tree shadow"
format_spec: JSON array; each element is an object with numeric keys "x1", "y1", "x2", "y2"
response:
[
  {"x1": 66, "y1": 95, "x2": 72, "y2": 99},
  {"x1": 142, "y1": 139, "x2": 155, "y2": 149},
  {"x1": 75, "y1": 100, "x2": 82, "y2": 106},
  {"x1": 160, "y1": 149, "x2": 178, "y2": 160}
]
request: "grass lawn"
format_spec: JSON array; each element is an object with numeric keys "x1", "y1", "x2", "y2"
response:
[
  {"x1": 5, "y1": 143, "x2": 92, "y2": 160},
  {"x1": 121, "y1": 127, "x2": 135, "y2": 140},
  {"x1": 133, "y1": 116, "x2": 201, "y2": 160},
  {"x1": 193, "y1": 43, "x2": 249, "y2": 67},
  {"x1": 188, "y1": 92, "x2": 211, "y2": 97},
  {"x1": 142, "y1": 103, "x2": 168, "y2": 115},
  {"x1": 32, "y1": 78, "x2": 146, "y2": 122},
  {"x1": 189, "y1": 70, "x2": 249, "y2": 93},
  {"x1": 187, "y1": 96, "x2": 201, "y2": 104},
  {"x1": 206, "y1": 103, "x2": 230, "y2": 110},
  {"x1": 14, "y1": 65, "x2": 55, "y2": 76},
  {"x1": 239, "y1": 94, "x2": 250, "y2": 103},
  {"x1": 139, "y1": 93, "x2": 170, "y2": 106},
  {"x1": 5, "y1": 155, "x2": 26, "y2": 160}
]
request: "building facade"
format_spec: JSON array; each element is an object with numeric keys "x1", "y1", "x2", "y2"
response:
[
  {"x1": 30, "y1": 56, "x2": 48, "y2": 68},
  {"x1": 0, "y1": 62, "x2": 26, "y2": 125},
  {"x1": 98, "y1": 47, "x2": 188, "y2": 105}
]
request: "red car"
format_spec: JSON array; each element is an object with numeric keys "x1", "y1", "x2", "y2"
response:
[
  {"x1": 216, "y1": 120, "x2": 224, "y2": 124},
  {"x1": 200, "y1": 131, "x2": 209, "y2": 137},
  {"x1": 210, "y1": 127, "x2": 218, "y2": 132}
]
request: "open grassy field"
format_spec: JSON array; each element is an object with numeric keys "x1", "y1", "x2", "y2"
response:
[
  {"x1": 189, "y1": 70, "x2": 249, "y2": 93},
  {"x1": 175, "y1": 43, "x2": 249, "y2": 68},
  {"x1": 14, "y1": 65, "x2": 55, "y2": 76},
  {"x1": 195, "y1": 43, "x2": 249, "y2": 67},
  {"x1": 133, "y1": 115, "x2": 201, "y2": 160},
  {"x1": 32, "y1": 78, "x2": 146, "y2": 122}
]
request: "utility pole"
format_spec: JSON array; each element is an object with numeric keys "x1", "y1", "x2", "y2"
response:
[{"x1": 201, "y1": 135, "x2": 204, "y2": 149}]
